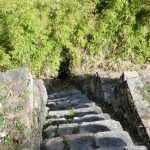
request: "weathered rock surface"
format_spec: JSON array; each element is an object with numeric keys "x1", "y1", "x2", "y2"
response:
[
  {"x1": 48, "y1": 106, "x2": 102, "y2": 118},
  {"x1": 42, "y1": 89, "x2": 146, "y2": 150},
  {"x1": 73, "y1": 113, "x2": 110, "y2": 123},
  {"x1": 77, "y1": 71, "x2": 149, "y2": 149},
  {"x1": 0, "y1": 68, "x2": 47, "y2": 150},
  {"x1": 110, "y1": 71, "x2": 150, "y2": 148}
]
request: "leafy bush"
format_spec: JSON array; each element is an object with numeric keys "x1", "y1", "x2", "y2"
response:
[{"x1": 0, "y1": 0, "x2": 149, "y2": 77}]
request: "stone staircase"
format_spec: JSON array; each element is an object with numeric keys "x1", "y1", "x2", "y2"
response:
[{"x1": 41, "y1": 89, "x2": 147, "y2": 150}]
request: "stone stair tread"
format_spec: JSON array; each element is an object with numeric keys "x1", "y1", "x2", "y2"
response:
[
  {"x1": 43, "y1": 125, "x2": 57, "y2": 138},
  {"x1": 43, "y1": 120, "x2": 123, "y2": 138},
  {"x1": 95, "y1": 131, "x2": 134, "y2": 147},
  {"x1": 44, "y1": 131, "x2": 134, "y2": 150},
  {"x1": 47, "y1": 97, "x2": 89, "y2": 105},
  {"x1": 48, "y1": 101, "x2": 97, "y2": 111},
  {"x1": 45, "y1": 113, "x2": 110, "y2": 126},
  {"x1": 80, "y1": 120, "x2": 123, "y2": 132},
  {"x1": 48, "y1": 89, "x2": 81, "y2": 99},
  {"x1": 45, "y1": 118, "x2": 68, "y2": 126},
  {"x1": 73, "y1": 113, "x2": 110, "y2": 123},
  {"x1": 47, "y1": 99, "x2": 92, "y2": 110},
  {"x1": 47, "y1": 94, "x2": 88, "y2": 102},
  {"x1": 96, "y1": 146, "x2": 147, "y2": 150},
  {"x1": 48, "y1": 106, "x2": 102, "y2": 118}
]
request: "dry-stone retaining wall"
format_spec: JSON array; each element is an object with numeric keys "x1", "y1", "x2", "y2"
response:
[
  {"x1": 0, "y1": 68, "x2": 47, "y2": 150},
  {"x1": 110, "y1": 71, "x2": 150, "y2": 148},
  {"x1": 78, "y1": 73, "x2": 118, "y2": 105},
  {"x1": 78, "y1": 71, "x2": 150, "y2": 149}
]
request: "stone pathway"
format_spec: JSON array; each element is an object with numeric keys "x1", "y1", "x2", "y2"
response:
[{"x1": 42, "y1": 89, "x2": 147, "y2": 150}]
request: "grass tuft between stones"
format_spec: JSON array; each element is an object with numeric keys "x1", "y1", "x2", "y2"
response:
[
  {"x1": 64, "y1": 109, "x2": 79, "y2": 120},
  {"x1": 63, "y1": 136, "x2": 70, "y2": 150},
  {"x1": 72, "y1": 124, "x2": 80, "y2": 134}
]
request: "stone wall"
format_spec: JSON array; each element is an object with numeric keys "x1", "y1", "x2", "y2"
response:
[
  {"x1": 78, "y1": 73, "x2": 118, "y2": 106},
  {"x1": 110, "y1": 71, "x2": 150, "y2": 148},
  {"x1": 0, "y1": 68, "x2": 47, "y2": 150},
  {"x1": 77, "y1": 71, "x2": 150, "y2": 148}
]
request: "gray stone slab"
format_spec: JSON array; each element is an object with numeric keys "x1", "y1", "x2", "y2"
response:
[
  {"x1": 127, "y1": 80, "x2": 143, "y2": 91},
  {"x1": 96, "y1": 146, "x2": 147, "y2": 150},
  {"x1": 133, "y1": 99, "x2": 149, "y2": 109},
  {"x1": 73, "y1": 113, "x2": 110, "y2": 123},
  {"x1": 44, "y1": 134, "x2": 146, "y2": 150},
  {"x1": 137, "y1": 107, "x2": 150, "y2": 118},
  {"x1": 140, "y1": 72, "x2": 150, "y2": 83},
  {"x1": 45, "y1": 137, "x2": 64, "y2": 150},
  {"x1": 129, "y1": 88, "x2": 144, "y2": 102},
  {"x1": 47, "y1": 113, "x2": 110, "y2": 125},
  {"x1": 43, "y1": 126, "x2": 57, "y2": 138},
  {"x1": 123, "y1": 71, "x2": 139, "y2": 80},
  {"x1": 95, "y1": 131, "x2": 134, "y2": 147},
  {"x1": 46, "y1": 118, "x2": 68, "y2": 125},
  {"x1": 146, "y1": 127, "x2": 150, "y2": 138},
  {"x1": 48, "y1": 89, "x2": 81, "y2": 99},
  {"x1": 65, "y1": 133, "x2": 94, "y2": 150},
  {"x1": 48, "y1": 106, "x2": 102, "y2": 118},
  {"x1": 57, "y1": 123, "x2": 79, "y2": 136},
  {"x1": 48, "y1": 120, "x2": 122, "y2": 137},
  {"x1": 72, "y1": 102, "x2": 96, "y2": 109},
  {"x1": 47, "y1": 94, "x2": 88, "y2": 102},
  {"x1": 80, "y1": 120, "x2": 123, "y2": 133},
  {"x1": 47, "y1": 98, "x2": 89, "y2": 111},
  {"x1": 46, "y1": 101, "x2": 56, "y2": 108}
]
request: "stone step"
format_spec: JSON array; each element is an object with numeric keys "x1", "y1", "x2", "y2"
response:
[
  {"x1": 48, "y1": 106, "x2": 102, "y2": 118},
  {"x1": 73, "y1": 113, "x2": 110, "y2": 123},
  {"x1": 47, "y1": 94, "x2": 88, "y2": 102},
  {"x1": 47, "y1": 95, "x2": 89, "y2": 104},
  {"x1": 48, "y1": 89, "x2": 81, "y2": 99},
  {"x1": 43, "y1": 120, "x2": 123, "y2": 138},
  {"x1": 47, "y1": 97, "x2": 90, "y2": 108},
  {"x1": 44, "y1": 113, "x2": 110, "y2": 127},
  {"x1": 47, "y1": 100, "x2": 96, "y2": 111},
  {"x1": 96, "y1": 146, "x2": 147, "y2": 150},
  {"x1": 44, "y1": 131, "x2": 134, "y2": 150},
  {"x1": 48, "y1": 102, "x2": 97, "y2": 111}
]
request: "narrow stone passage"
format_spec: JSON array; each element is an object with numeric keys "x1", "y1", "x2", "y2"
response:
[{"x1": 41, "y1": 89, "x2": 147, "y2": 150}]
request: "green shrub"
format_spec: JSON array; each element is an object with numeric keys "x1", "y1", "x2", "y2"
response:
[{"x1": 0, "y1": 0, "x2": 149, "y2": 76}]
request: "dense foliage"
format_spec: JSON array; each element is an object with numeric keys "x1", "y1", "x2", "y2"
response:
[{"x1": 0, "y1": 0, "x2": 149, "y2": 77}]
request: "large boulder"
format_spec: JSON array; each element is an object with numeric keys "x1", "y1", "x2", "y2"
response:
[{"x1": 0, "y1": 68, "x2": 47, "y2": 150}]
